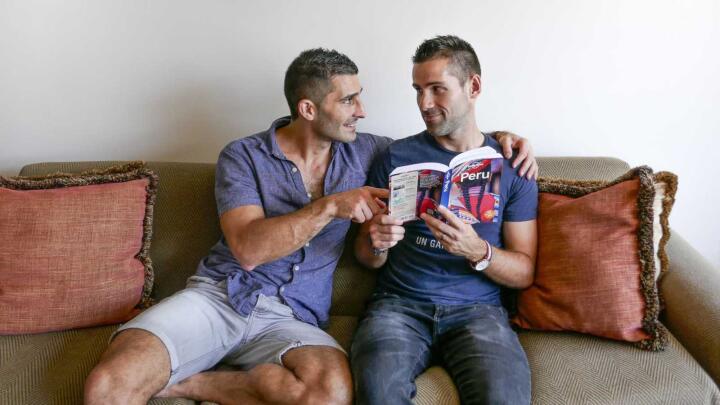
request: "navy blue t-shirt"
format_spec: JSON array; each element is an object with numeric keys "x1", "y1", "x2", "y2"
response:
[{"x1": 367, "y1": 131, "x2": 538, "y2": 306}]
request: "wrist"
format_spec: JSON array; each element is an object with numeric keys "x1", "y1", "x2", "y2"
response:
[
  {"x1": 468, "y1": 239, "x2": 493, "y2": 272},
  {"x1": 466, "y1": 236, "x2": 488, "y2": 262},
  {"x1": 315, "y1": 195, "x2": 337, "y2": 220},
  {"x1": 369, "y1": 235, "x2": 388, "y2": 256}
]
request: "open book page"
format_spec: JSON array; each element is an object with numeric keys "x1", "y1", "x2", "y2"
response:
[
  {"x1": 441, "y1": 146, "x2": 504, "y2": 224},
  {"x1": 389, "y1": 163, "x2": 448, "y2": 222}
]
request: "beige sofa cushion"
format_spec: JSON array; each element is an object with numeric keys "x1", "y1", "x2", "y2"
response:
[{"x1": 521, "y1": 330, "x2": 720, "y2": 404}]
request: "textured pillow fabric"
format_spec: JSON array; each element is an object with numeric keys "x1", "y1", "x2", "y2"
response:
[
  {"x1": 0, "y1": 162, "x2": 158, "y2": 334},
  {"x1": 513, "y1": 167, "x2": 677, "y2": 351}
]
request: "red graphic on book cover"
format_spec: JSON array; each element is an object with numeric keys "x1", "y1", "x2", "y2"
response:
[
  {"x1": 415, "y1": 169, "x2": 444, "y2": 218},
  {"x1": 448, "y1": 159, "x2": 502, "y2": 224}
]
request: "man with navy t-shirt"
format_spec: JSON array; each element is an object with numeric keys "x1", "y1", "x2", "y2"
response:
[{"x1": 352, "y1": 36, "x2": 537, "y2": 404}]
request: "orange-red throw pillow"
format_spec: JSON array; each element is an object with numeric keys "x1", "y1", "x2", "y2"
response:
[
  {"x1": 513, "y1": 167, "x2": 677, "y2": 351},
  {"x1": 0, "y1": 162, "x2": 158, "y2": 334}
]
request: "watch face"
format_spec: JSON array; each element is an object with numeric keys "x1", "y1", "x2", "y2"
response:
[{"x1": 473, "y1": 260, "x2": 489, "y2": 271}]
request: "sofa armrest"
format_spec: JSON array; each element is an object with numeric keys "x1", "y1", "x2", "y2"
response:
[{"x1": 660, "y1": 231, "x2": 720, "y2": 385}]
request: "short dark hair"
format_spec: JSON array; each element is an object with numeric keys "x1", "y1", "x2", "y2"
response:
[
  {"x1": 412, "y1": 35, "x2": 481, "y2": 84},
  {"x1": 284, "y1": 48, "x2": 359, "y2": 119}
]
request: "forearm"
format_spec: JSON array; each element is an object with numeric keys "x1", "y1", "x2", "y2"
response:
[
  {"x1": 354, "y1": 227, "x2": 388, "y2": 269},
  {"x1": 479, "y1": 247, "x2": 534, "y2": 289},
  {"x1": 228, "y1": 199, "x2": 334, "y2": 271}
]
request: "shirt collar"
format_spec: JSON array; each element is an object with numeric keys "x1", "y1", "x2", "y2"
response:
[{"x1": 259, "y1": 116, "x2": 292, "y2": 159}]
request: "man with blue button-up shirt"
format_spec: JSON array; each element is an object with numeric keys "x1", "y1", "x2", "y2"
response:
[
  {"x1": 85, "y1": 47, "x2": 537, "y2": 405},
  {"x1": 86, "y1": 48, "x2": 390, "y2": 405}
]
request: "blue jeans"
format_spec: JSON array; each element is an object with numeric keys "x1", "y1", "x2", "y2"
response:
[{"x1": 351, "y1": 293, "x2": 530, "y2": 405}]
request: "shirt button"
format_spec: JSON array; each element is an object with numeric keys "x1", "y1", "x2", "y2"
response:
[
  {"x1": 291, "y1": 167, "x2": 298, "y2": 173},
  {"x1": 307, "y1": 192, "x2": 312, "y2": 198},
  {"x1": 293, "y1": 265, "x2": 300, "y2": 271},
  {"x1": 305, "y1": 242, "x2": 310, "y2": 247},
  {"x1": 279, "y1": 286, "x2": 285, "y2": 293}
]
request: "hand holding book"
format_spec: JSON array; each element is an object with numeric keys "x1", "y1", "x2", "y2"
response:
[
  {"x1": 420, "y1": 205, "x2": 488, "y2": 261},
  {"x1": 367, "y1": 213, "x2": 405, "y2": 253}
]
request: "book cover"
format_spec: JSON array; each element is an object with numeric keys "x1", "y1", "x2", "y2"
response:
[{"x1": 389, "y1": 146, "x2": 502, "y2": 224}]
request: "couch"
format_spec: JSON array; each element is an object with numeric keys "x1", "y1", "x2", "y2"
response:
[{"x1": 1, "y1": 158, "x2": 719, "y2": 405}]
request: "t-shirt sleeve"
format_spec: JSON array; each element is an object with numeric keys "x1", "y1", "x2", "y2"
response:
[
  {"x1": 503, "y1": 168, "x2": 538, "y2": 222},
  {"x1": 366, "y1": 146, "x2": 393, "y2": 189},
  {"x1": 214, "y1": 143, "x2": 262, "y2": 216}
]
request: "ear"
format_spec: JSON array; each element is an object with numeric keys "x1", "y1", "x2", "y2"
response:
[
  {"x1": 297, "y1": 99, "x2": 317, "y2": 121},
  {"x1": 468, "y1": 74, "x2": 482, "y2": 99}
]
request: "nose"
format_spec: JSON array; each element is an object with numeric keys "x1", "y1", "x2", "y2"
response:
[
  {"x1": 354, "y1": 97, "x2": 366, "y2": 119},
  {"x1": 419, "y1": 92, "x2": 434, "y2": 111}
]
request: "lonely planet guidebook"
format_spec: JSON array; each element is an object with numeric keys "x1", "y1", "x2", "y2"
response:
[{"x1": 388, "y1": 146, "x2": 503, "y2": 224}]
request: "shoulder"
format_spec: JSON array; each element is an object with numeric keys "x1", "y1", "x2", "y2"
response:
[
  {"x1": 220, "y1": 132, "x2": 265, "y2": 157},
  {"x1": 380, "y1": 131, "x2": 443, "y2": 168},
  {"x1": 484, "y1": 133, "x2": 520, "y2": 177},
  {"x1": 388, "y1": 132, "x2": 426, "y2": 150},
  {"x1": 351, "y1": 132, "x2": 393, "y2": 155},
  {"x1": 215, "y1": 131, "x2": 271, "y2": 176},
  {"x1": 383, "y1": 131, "x2": 428, "y2": 160}
]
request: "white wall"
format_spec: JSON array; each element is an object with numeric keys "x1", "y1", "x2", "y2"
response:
[{"x1": 1, "y1": 0, "x2": 718, "y2": 269}]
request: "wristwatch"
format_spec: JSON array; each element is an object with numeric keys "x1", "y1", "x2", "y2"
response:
[
  {"x1": 370, "y1": 235, "x2": 388, "y2": 256},
  {"x1": 469, "y1": 239, "x2": 492, "y2": 272}
]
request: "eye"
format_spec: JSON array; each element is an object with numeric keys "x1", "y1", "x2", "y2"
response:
[{"x1": 341, "y1": 98, "x2": 354, "y2": 105}]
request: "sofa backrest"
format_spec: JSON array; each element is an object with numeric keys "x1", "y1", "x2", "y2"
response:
[{"x1": 19, "y1": 157, "x2": 630, "y2": 315}]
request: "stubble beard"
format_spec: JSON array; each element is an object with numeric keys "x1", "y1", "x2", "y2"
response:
[{"x1": 315, "y1": 113, "x2": 357, "y2": 144}]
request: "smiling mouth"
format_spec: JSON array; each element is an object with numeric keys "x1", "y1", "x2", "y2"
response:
[
  {"x1": 423, "y1": 114, "x2": 442, "y2": 123},
  {"x1": 343, "y1": 121, "x2": 358, "y2": 129}
]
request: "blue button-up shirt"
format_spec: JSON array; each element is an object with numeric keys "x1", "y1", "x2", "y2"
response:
[{"x1": 195, "y1": 116, "x2": 391, "y2": 328}]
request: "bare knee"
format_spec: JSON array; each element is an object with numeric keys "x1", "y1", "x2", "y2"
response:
[
  {"x1": 246, "y1": 361, "x2": 351, "y2": 405},
  {"x1": 85, "y1": 363, "x2": 126, "y2": 404},
  {"x1": 302, "y1": 366, "x2": 352, "y2": 405},
  {"x1": 84, "y1": 329, "x2": 171, "y2": 404},
  {"x1": 293, "y1": 353, "x2": 352, "y2": 405}
]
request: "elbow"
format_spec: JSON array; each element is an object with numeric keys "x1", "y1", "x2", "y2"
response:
[
  {"x1": 517, "y1": 267, "x2": 535, "y2": 289},
  {"x1": 517, "y1": 276, "x2": 534, "y2": 290},
  {"x1": 239, "y1": 262, "x2": 257, "y2": 272},
  {"x1": 237, "y1": 254, "x2": 258, "y2": 272},
  {"x1": 230, "y1": 244, "x2": 258, "y2": 272}
]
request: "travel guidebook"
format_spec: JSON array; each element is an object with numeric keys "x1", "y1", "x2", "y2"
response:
[{"x1": 388, "y1": 146, "x2": 503, "y2": 224}]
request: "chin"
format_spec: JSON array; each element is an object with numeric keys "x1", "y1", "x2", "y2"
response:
[
  {"x1": 333, "y1": 130, "x2": 357, "y2": 143},
  {"x1": 343, "y1": 131, "x2": 358, "y2": 142},
  {"x1": 427, "y1": 127, "x2": 449, "y2": 137}
]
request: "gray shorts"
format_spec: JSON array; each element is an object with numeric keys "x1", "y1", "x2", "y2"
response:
[{"x1": 113, "y1": 276, "x2": 344, "y2": 387}]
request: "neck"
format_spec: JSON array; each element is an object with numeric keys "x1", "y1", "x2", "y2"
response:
[
  {"x1": 275, "y1": 119, "x2": 333, "y2": 163},
  {"x1": 432, "y1": 116, "x2": 484, "y2": 153}
]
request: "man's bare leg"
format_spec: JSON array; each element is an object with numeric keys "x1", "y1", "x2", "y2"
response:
[
  {"x1": 156, "y1": 345, "x2": 352, "y2": 405},
  {"x1": 84, "y1": 329, "x2": 171, "y2": 405}
]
